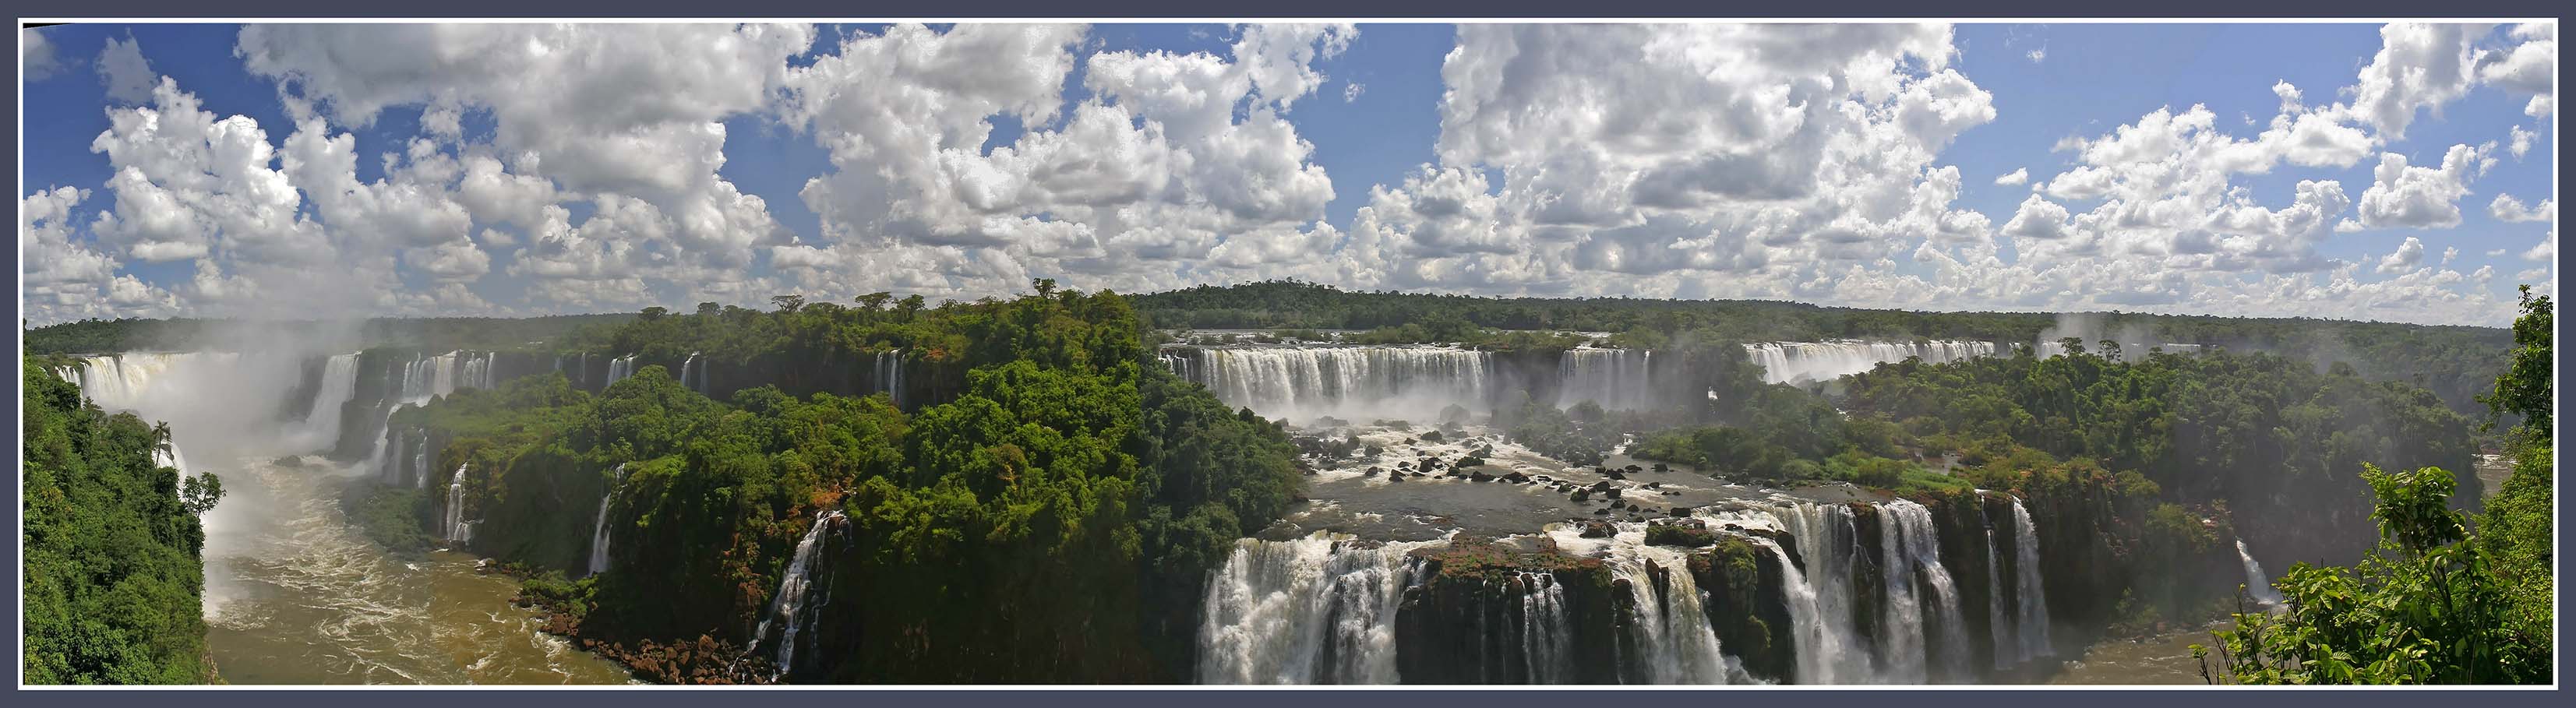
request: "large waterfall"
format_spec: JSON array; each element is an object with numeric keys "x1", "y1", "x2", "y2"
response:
[
  {"x1": 1767, "y1": 502, "x2": 1875, "y2": 683},
  {"x1": 2004, "y1": 498, "x2": 2052, "y2": 662},
  {"x1": 1741, "y1": 340, "x2": 2003, "y2": 385},
  {"x1": 1517, "y1": 572, "x2": 1574, "y2": 684},
  {"x1": 1879, "y1": 500, "x2": 1970, "y2": 683},
  {"x1": 753, "y1": 509, "x2": 846, "y2": 678},
  {"x1": 61, "y1": 351, "x2": 362, "y2": 458},
  {"x1": 1554, "y1": 348, "x2": 1658, "y2": 410},
  {"x1": 2235, "y1": 539, "x2": 2285, "y2": 607},
  {"x1": 587, "y1": 463, "x2": 630, "y2": 576},
  {"x1": 1197, "y1": 533, "x2": 1433, "y2": 684},
  {"x1": 1174, "y1": 346, "x2": 1495, "y2": 423},
  {"x1": 1604, "y1": 537, "x2": 1732, "y2": 684}
]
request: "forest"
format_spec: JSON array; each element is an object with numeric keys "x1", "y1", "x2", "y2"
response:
[{"x1": 21, "y1": 360, "x2": 225, "y2": 684}]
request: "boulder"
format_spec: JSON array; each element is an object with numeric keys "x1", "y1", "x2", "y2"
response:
[
  {"x1": 1579, "y1": 520, "x2": 1616, "y2": 538},
  {"x1": 1571, "y1": 488, "x2": 1593, "y2": 502}
]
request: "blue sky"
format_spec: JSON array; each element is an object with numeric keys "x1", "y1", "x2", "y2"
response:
[{"x1": 17, "y1": 22, "x2": 2558, "y2": 326}]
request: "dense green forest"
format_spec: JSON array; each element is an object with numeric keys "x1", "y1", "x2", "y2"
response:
[
  {"x1": 21, "y1": 360, "x2": 225, "y2": 684},
  {"x1": 365, "y1": 286, "x2": 1301, "y2": 682},
  {"x1": 2201, "y1": 287, "x2": 2554, "y2": 685}
]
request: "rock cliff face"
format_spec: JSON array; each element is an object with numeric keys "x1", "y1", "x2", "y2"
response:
[{"x1": 1395, "y1": 537, "x2": 1625, "y2": 684}]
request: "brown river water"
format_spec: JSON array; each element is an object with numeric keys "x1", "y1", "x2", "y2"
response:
[{"x1": 199, "y1": 455, "x2": 635, "y2": 685}]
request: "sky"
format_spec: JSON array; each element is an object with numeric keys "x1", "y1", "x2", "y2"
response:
[{"x1": 16, "y1": 22, "x2": 2559, "y2": 327}]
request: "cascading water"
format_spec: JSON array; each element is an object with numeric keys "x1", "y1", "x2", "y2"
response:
[
  {"x1": 1985, "y1": 505, "x2": 2011, "y2": 671},
  {"x1": 679, "y1": 353, "x2": 702, "y2": 393},
  {"x1": 442, "y1": 464, "x2": 472, "y2": 546},
  {"x1": 1741, "y1": 340, "x2": 2002, "y2": 385},
  {"x1": 1517, "y1": 572, "x2": 1574, "y2": 684},
  {"x1": 1879, "y1": 500, "x2": 1971, "y2": 683},
  {"x1": 1183, "y1": 346, "x2": 1496, "y2": 423},
  {"x1": 1766, "y1": 502, "x2": 1874, "y2": 683},
  {"x1": 604, "y1": 355, "x2": 637, "y2": 386},
  {"x1": 292, "y1": 354, "x2": 362, "y2": 451},
  {"x1": 1197, "y1": 532, "x2": 1436, "y2": 684},
  {"x1": 2006, "y1": 499, "x2": 2052, "y2": 661},
  {"x1": 410, "y1": 429, "x2": 430, "y2": 488},
  {"x1": 2235, "y1": 539, "x2": 2285, "y2": 607},
  {"x1": 875, "y1": 350, "x2": 904, "y2": 407},
  {"x1": 1554, "y1": 348, "x2": 1657, "y2": 410},
  {"x1": 587, "y1": 464, "x2": 630, "y2": 576},
  {"x1": 753, "y1": 509, "x2": 845, "y2": 678}
]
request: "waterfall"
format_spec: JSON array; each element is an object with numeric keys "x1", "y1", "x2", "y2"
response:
[
  {"x1": 875, "y1": 350, "x2": 904, "y2": 407},
  {"x1": 1604, "y1": 535, "x2": 1731, "y2": 684},
  {"x1": 458, "y1": 351, "x2": 491, "y2": 392},
  {"x1": 1160, "y1": 351, "x2": 1193, "y2": 382},
  {"x1": 1554, "y1": 348, "x2": 1657, "y2": 410},
  {"x1": 2235, "y1": 539, "x2": 2285, "y2": 608},
  {"x1": 410, "y1": 429, "x2": 431, "y2": 488},
  {"x1": 587, "y1": 464, "x2": 630, "y2": 576},
  {"x1": 1196, "y1": 532, "x2": 1434, "y2": 684},
  {"x1": 1766, "y1": 502, "x2": 1873, "y2": 683},
  {"x1": 1985, "y1": 506, "x2": 2010, "y2": 671},
  {"x1": 753, "y1": 509, "x2": 845, "y2": 678},
  {"x1": 1189, "y1": 345, "x2": 1496, "y2": 423},
  {"x1": 1741, "y1": 340, "x2": 2002, "y2": 385},
  {"x1": 680, "y1": 353, "x2": 702, "y2": 394},
  {"x1": 1879, "y1": 500, "x2": 1970, "y2": 683},
  {"x1": 2007, "y1": 499, "x2": 2052, "y2": 661},
  {"x1": 1518, "y1": 572, "x2": 1574, "y2": 684},
  {"x1": 442, "y1": 464, "x2": 473, "y2": 546},
  {"x1": 604, "y1": 355, "x2": 637, "y2": 386},
  {"x1": 291, "y1": 354, "x2": 362, "y2": 451}
]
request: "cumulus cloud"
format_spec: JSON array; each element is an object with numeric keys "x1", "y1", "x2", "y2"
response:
[
  {"x1": 2507, "y1": 125, "x2": 2538, "y2": 158},
  {"x1": 2490, "y1": 193, "x2": 2556, "y2": 223},
  {"x1": 2026, "y1": 48, "x2": 2045, "y2": 63},
  {"x1": 2376, "y1": 236, "x2": 2424, "y2": 273},
  {"x1": 2355, "y1": 144, "x2": 2482, "y2": 229},
  {"x1": 97, "y1": 34, "x2": 155, "y2": 104},
  {"x1": 2523, "y1": 230, "x2": 2556, "y2": 262},
  {"x1": 1994, "y1": 167, "x2": 2028, "y2": 186}
]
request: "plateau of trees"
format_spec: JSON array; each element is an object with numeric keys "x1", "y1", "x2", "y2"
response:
[
  {"x1": 21, "y1": 359, "x2": 224, "y2": 684},
  {"x1": 2200, "y1": 285, "x2": 2553, "y2": 685},
  {"x1": 379, "y1": 285, "x2": 1301, "y2": 682}
]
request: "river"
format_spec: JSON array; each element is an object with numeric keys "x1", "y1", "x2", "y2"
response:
[{"x1": 199, "y1": 454, "x2": 634, "y2": 685}]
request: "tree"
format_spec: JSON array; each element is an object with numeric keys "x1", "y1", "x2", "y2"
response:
[{"x1": 2477, "y1": 284, "x2": 2550, "y2": 442}]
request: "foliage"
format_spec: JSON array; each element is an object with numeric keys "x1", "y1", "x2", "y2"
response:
[{"x1": 21, "y1": 359, "x2": 219, "y2": 684}]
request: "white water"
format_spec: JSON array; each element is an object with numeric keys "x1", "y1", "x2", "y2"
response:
[
  {"x1": 1985, "y1": 508, "x2": 2011, "y2": 671},
  {"x1": 679, "y1": 353, "x2": 703, "y2": 394},
  {"x1": 604, "y1": 355, "x2": 637, "y2": 386},
  {"x1": 1555, "y1": 348, "x2": 1658, "y2": 410},
  {"x1": 753, "y1": 509, "x2": 845, "y2": 678},
  {"x1": 2235, "y1": 540, "x2": 2285, "y2": 608},
  {"x1": 1767, "y1": 502, "x2": 1876, "y2": 683},
  {"x1": 2006, "y1": 499, "x2": 2052, "y2": 661},
  {"x1": 1544, "y1": 520, "x2": 1735, "y2": 684},
  {"x1": 586, "y1": 463, "x2": 630, "y2": 576},
  {"x1": 442, "y1": 464, "x2": 473, "y2": 546},
  {"x1": 295, "y1": 354, "x2": 363, "y2": 451},
  {"x1": 1179, "y1": 346, "x2": 1496, "y2": 423},
  {"x1": 1517, "y1": 572, "x2": 1573, "y2": 683},
  {"x1": 1742, "y1": 340, "x2": 2003, "y2": 385},
  {"x1": 62, "y1": 351, "x2": 367, "y2": 457},
  {"x1": 1197, "y1": 532, "x2": 1436, "y2": 684},
  {"x1": 876, "y1": 350, "x2": 903, "y2": 407},
  {"x1": 1879, "y1": 500, "x2": 1970, "y2": 683}
]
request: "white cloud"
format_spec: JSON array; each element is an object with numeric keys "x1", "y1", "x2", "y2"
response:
[
  {"x1": 2441, "y1": 245, "x2": 2458, "y2": 264},
  {"x1": 1343, "y1": 81, "x2": 1364, "y2": 103},
  {"x1": 2507, "y1": 125, "x2": 2538, "y2": 158},
  {"x1": 2376, "y1": 236, "x2": 2424, "y2": 273},
  {"x1": 2490, "y1": 193, "x2": 2556, "y2": 223},
  {"x1": 2522, "y1": 230, "x2": 2556, "y2": 262},
  {"x1": 2348, "y1": 23, "x2": 2489, "y2": 140},
  {"x1": 97, "y1": 34, "x2": 155, "y2": 104},
  {"x1": 23, "y1": 28, "x2": 63, "y2": 80},
  {"x1": 1993, "y1": 167, "x2": 2028, "y2": 186},
  {"x1": 2026, "y1": 48, "x2": 2045, "y2": 64},
  {"x1": 2355, "y1": 144, "x2": 2480, "y2": 229}
]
